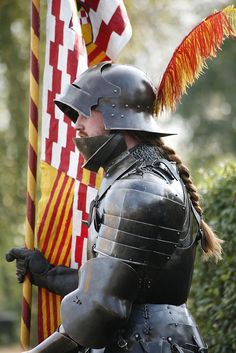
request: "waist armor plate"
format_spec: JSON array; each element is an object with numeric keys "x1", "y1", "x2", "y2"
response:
[{"x1": 104, "y1": 304, "x2": 208, "y2": 353}]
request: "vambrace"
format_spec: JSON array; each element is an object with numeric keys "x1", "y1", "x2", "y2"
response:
[
  {"x1": 33, "y1": 265, "x2": 79, "y2": 297},
  {"x1": 61, "y1": 257, "x2": 139, "y2": 348}
]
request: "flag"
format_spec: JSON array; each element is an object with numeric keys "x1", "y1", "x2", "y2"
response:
[{"x1": 37, "y1": 0, "x2": 131, "y2": 341}]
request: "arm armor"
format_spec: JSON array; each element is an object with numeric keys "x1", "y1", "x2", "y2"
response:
[
  {"x1": 6, "y1": 248, "x2": 78, "y2": 296},
  {"x1": 60, "y1": 257, "x2": 139, "y2": 348},
  {"x1": 33, "y1": 265, "x2": 78, "y2": 297}
]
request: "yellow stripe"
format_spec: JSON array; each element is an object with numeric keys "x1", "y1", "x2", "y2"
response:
[
  {"x1": 25, "y1": 219, "x2": 35, "y2": 250},
  {"x1": 30, "y1": 72, "x2": 39, "y2": 107},
  {"x1": 96, "y1": 168, "x2": 103, "y2": 189},
  {"x1": 31, "y1": 27, "x2": 40, "y2": 60},
  {"x1": 89, "y1": 52, "x2": 108, "y2": 67},
  {"x1": 81, "y1": 168, "x2": 91, "y2": 185},
  {"x1": 20, "y1": 320, "x2": 30, "y2": 350},
  {"x1": 49, "y1": 292, "x2": 55, "y2": 333},
  {"x1": 41, "y1": 289, "x2": 48, "y2": 339},
  {"x1": 32, "y1": 0, "x2": 40, "y2": 12},
  {"x1": 86, "y1": 42, "x2": 97, "y2": 54},
  {"x1": 49, "y1": 182, "x2": 74, "y2": 263},
  {"x1": 22, "y1": 277, "x2": 32, "y2": 304},
  {"x1": 27, "y1": 167, "x2": 36, "y2": 202},
  {"x1": 44, "y1": 177, "x2": 73, "y2": 259},
  {"x1": 55, "y1": 218, "x2": 72, "y2": 265},
  {"x1": 56, "y1": 295, "x2": 62, "y2": 325},
  {"x1": 29, "y1": 119, "x2": 38, "y2": 154},
  {"x1": 38, "y1": 173, "x2": 65, "y2": 250}
]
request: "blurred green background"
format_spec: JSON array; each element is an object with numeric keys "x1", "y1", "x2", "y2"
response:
[{"x1": 0, "y1": 0, "x2": 235, "y2": 352}]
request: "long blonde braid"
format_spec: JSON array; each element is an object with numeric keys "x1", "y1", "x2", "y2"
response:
[
  {"x1": 128, "y1": 132, "x2": 223, "y2": 261},
  {"x1": 156, "y1": 138, "x2": 223, "y2": 261}
]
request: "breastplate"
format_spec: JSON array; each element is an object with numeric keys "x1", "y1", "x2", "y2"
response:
[{"x1": 87, "y1": 145, "x2": 202, "y2": 305}]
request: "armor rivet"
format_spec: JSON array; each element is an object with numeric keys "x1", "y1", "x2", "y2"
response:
[
  {"x1": 167, "y1": 256, "x2": 170, "y2": 260},
  {"x1": 167, "y1": 337, "x2": 172, "y2": 342},
  {"x1": 175, "y1": 323, "x2": 178, "y2": 327},
  {"x1": 113, "y1": 89, "x2": 118, "y2": 93},
  {"x1": 137, "y1": 105, "x2": 140, "y2": 109},
  {"x1": 121, "y1": 114, "x2": 124, "y2": 118},
  {"x1": 147, "y1": 285, "x2": 151, "y2": 289},
  {"x1": 111, "y1": 113, "x2": 114, "y2": 117},
  {"x1": 112, "y1": 104, "x2": 116, "y2": 108},
  {"x1": 177, "y1": 232, "x2": 180, "y2": 235},
  {"x1": 182, "y1": 206, "x2": 185, "y2": 210},
  {"x1": 125, "y1": 104, "x2": 129, "y2": 108}
]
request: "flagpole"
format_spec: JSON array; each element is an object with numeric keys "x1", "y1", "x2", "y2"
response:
[{"x1": 21, "y1": 0, "x2": 40, "y2": 349}]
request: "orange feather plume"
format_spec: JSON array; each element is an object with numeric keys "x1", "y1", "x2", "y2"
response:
[{"x1": 155, "y1": 5, "x2": 236, "y2": 116}]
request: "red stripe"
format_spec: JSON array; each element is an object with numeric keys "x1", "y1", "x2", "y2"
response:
[
  {"x1": 62, "y1": 227, "x2": 73, "y2": 266},
  {"x1": 32, "y1": 2, "x2": 40, "y2": 38},
  {"x1": 30, "y1": 98, "x2": 38, "y2": 130},
  {"x1": 75, "y1": 236, "x2": 84, "y2": 267},
  {"x1": 76, "y1": 154, "x2": 84, "y2": 180},
  {"x1": 22, "y1": 296, "x2": 31, "y2": 330},
  {"x1": 38, "y1": 289, "x2": 44, "y2": 342},
  {"x1": 37, "y1": 170, "x2": 61, "y2": 242},
  {"x1": 89, "y1": 171, "x2": 96, "y2": 186},
  {"x1": 47, "y1": 178, "x2": 74, "y2": 263},
  {"x1": 81, "y1": 0, "x2": 100, "y2": 12},
  {"x1": 54, "y1": 204, "x2": 73, "y2": 265},
  {"x1": 31, "y1": 52, "x2": 39, "y2": 83},
  {"x1": 41, "y1": 175, "x2": 70, "y2": 254},
  {"x1": 77, "y1": 183, "x2": 87, "y2": 212},
  {"x1": 45, "y1": 291, "x2": 51, "y2": 337},
  {"x1": 67, "y1": 37, "x2": 79, "y2": 81},
  {"x1": 52, "y1": 295, "x2": 59, "y2": 332},
  {"x1": 26, "y1": 193, "x2": 35, "y2": 231},
  {"x1": 59, "y1": 122, "x2": 76, "y2": 173},
  {"x1": 88, "y1": 45, "x2": 109, "y2": 64},
  {"x1": 28, "y1": 144, "x2": 37, "y2": 178}
]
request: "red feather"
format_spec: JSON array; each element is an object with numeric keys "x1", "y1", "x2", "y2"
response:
[{"x1": 155, "y1": 6, "x2": 236, "y2": 116}]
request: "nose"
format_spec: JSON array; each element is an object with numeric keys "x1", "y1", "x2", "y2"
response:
[{"x1": 75, "y1": 114, "x2": 86, "y2": 129}]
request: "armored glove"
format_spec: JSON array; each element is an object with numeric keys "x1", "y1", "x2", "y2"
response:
[{"x1": 6, "y1": 248, "x2": 78, "y2": 296}]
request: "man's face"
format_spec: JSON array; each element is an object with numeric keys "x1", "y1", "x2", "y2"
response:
[{"x1": 75, "y1": 109, "x2": 107, "y2": 138}]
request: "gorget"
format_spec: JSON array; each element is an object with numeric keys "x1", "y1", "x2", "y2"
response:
[{"x1": 104, "y1": 143, "x2": 166, "y2": 174}]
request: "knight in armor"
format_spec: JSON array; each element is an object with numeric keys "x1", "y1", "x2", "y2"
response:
[{"x1": 6, "y1": 62, "x2": 223, "y2": 353}]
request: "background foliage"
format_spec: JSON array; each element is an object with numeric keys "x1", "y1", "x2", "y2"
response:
[
  {"x1": 0, "y1": 0, "x2": 235, "y2": 349},
  {"x1": 190, "y1": 163, "x2": 236, "y2": 352}
]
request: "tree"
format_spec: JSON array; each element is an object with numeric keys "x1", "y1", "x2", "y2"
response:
[
  {"x1": 190, "y1": 162, "x2": 236, "y2": 352},
  {"x1": 0, "y1": 0, "x2": 30, "y2": 333},
  {"x1": 177, "y1": 39, "x2": 236, "y2": 170}
]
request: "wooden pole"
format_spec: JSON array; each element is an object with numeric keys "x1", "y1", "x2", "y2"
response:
[{"x1": 21, "y1": 0, "x2": 40, "y2": 349}]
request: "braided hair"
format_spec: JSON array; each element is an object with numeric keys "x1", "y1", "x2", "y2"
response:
[{"x1": 127, "y1": 131, "x2": 223, "y2": 262}]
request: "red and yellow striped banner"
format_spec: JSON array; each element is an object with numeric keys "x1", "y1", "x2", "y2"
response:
[{"x1": 21, "y1": 0, "x2": 40, "y2": 349}]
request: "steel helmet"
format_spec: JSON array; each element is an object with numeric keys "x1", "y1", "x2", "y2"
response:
[{"x1": 54, "y1": 61, "x2": 171, "y2": 137}]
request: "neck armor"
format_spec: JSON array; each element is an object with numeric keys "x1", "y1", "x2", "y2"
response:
[{"x1": 74, "y1": 133, "x2": 127, "y2": 172}]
